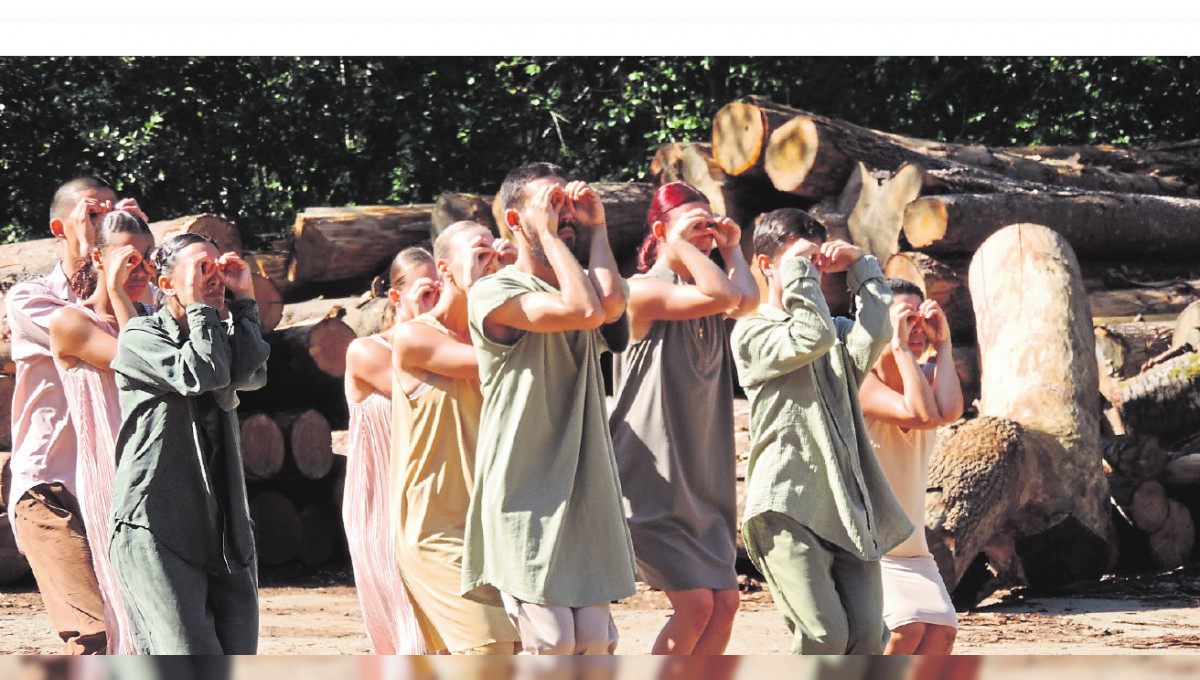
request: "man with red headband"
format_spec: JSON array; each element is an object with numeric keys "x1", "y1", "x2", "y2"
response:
[{"x1": 462, "y1": 162, "x2": 634, "y2": 655}]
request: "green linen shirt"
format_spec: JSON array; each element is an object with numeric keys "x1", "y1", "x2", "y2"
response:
[
  {"x1": 111, "y1": 300, "x2": 270, "y2": 574},
  {"x1": 462, "y1": 266, "x2": 638, "y2": 608},
  {"x1": 731, "y1": 255, "x2": 913, "y2": 561}
]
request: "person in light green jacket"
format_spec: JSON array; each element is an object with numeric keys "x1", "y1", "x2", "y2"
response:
[{"x1": 731, "y1": 208, "x2": 912, "y2": 655}]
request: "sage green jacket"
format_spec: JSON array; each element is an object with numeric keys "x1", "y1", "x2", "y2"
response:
[{"x1": 731, "y1": 256, "x2": 912, "y2": 560}]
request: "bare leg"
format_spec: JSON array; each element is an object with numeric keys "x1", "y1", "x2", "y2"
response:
[
  {"x1": 884, "y1": 622, "x2": 927, "y2": 655},
  {"x1": 913, "y1": 625, "x2": 957, "y2": 656},
  {"x1": 651, "y1": 589, "x2": 714, "y2": 655},
  {"x1": 691, "y1": 589, "x2": 739, "y2": 655}
]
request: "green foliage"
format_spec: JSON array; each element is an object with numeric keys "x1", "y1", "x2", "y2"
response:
[{"x1": 3, "y1": 56, "x2": 1198, "y2": 244}]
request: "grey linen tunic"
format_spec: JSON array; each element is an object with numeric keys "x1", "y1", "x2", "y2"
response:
[
  {"x1": 731, "y1": 256, "x2": 912, "y2": 561},
  {"x1": 462, "y1": 267, "x2": 637, "y2": 608},
  {"x1": 609, "y1": 262, "x2": 739, "y2": 592}
]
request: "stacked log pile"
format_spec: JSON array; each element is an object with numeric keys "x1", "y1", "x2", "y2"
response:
[{"x1": 649, "y1": 96, "x2": 1200, "y2": 602}]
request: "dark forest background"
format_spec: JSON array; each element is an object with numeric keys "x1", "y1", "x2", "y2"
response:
[{"x1": 3, "y1": 56, "x2": 1197, "y2": 244}]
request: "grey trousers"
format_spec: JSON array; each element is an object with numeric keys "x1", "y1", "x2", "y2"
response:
[
  {"x1": 110, "y1": 523, "x2": 258, "y2": 654},
  {"x1": 744, "y1": 511, "x2": 887, "y2": 655}
]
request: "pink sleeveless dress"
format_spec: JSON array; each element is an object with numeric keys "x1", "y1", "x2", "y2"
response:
[
  {"x1": 57, "y1": 306, "x2": 135, "y2": 655},
  {"x1": 344, "y1": 335, "x2": 427, "y2": 654}
]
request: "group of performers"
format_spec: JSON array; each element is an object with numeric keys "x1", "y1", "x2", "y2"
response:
[{"x1": 8, "y1": 163, "x2": 966, "y2": 658}]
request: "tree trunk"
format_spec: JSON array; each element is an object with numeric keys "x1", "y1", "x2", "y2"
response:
[
  {"x1": 149, "y1": 214, "x2": 243, "y2": 256},
  {"x1": 1094, "y1": 322, "x2": 1175, "y2": 383},
  {"x1": 1117, "y1": 350, "x2": 1200, "y2": 447},
  {"x1": 249, "y1": 490, "x2": 303, "y2": 565},
  {"x1": 278, "y1": 295, "x2": 392, "y2": 339},
  {"x1": 0, "y1": 237, "x2": 60, "y2": 289},
  {"x1": 432, "y1": 192, "x2": 497, "y2": 240},
  {"x1": 275, "y1": 409, "x2": 334, "y2": 481},
  {"x1": 1101, "y1": 435, "x2": 1168, "y2": 481},
  {"x1": 763, "y1": 115, "x2": 854, "y2": 198},
  {"x1": 650, "y1": 142, "x2": 737, "y2": 218},
  {"x1": 1172, "y1": 300, "x2": 1200, "y2": 350},
  {"x1": 1108, "y1": 473, "x2": 1169, "y2": 533},
  {"x1": 288, "y1": 206, "x2": 433, "y2": 286},
  {"x1": 239, "y1": 413, "x2": 286, "y2": 482},
  {"x1": 711, "y1": 98, "x2": 799, "y2": 179},
  {"x1": 243, "y1": 239, "x2": 303, "y2": 298},
  {"x1": 845, "y1": 163, "x2": 925, "y2": 264},
  {"x1": 1163, "y1": 452, "x2": 1200, "y2": 486},
  {"x1": 928, "y1": 223, "x2": 1115, "y2": 604},
  {"x1": 297, "y1": 504, "x2": 342, "y2": 566},
  {"x1": 903, "y1": 192, "x2": 1200, "y2": 262},
  {"x1": 252, "y1": 274, "x2": 284, "y2": 333},
  {"x1": 952, "y1": 344, "x2": 981, "y2": 411},
  {"x1": 1087, "y1": 283, "x2": 1200, "y2": 320},
  {"x1": 1147, "y1": 499, "x2": 1195, "y2": 569}
]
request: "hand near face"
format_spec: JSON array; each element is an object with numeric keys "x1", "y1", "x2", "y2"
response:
[
  {"x1": 104, "y1": 245, "x2": 142, "y2": 292},
  {"x1": 406, "y1": 277, "x2": 439, "y2": 317},
  {"x1": 889, "y1": 301, "x2": 919, "y2": 354},
  {"x1": 178, "y1": 252, "x2": 215, "y2": 306},
  {"x1": 493, "y1": 237, "x2": 518, "y2": 266},
  {"x1": 114, "y1": 198, "x2": 150, "y2": 223},
  {"x1": 562, "y1": 181, "x2": 605, "y2": 229},
  {"x1": 463, "y1": 233, "x2": 500, "y2": 287},
  {"x1": 711, "y1": 215, "x2": 741, "y2": 250},
  {"x1": 216, "y1": 252, "x2": 253, "y2": 297},
  {"x1": 781, "y1": 237, "x2": 821, "y2": 264},
  {"x1": 527, "y1": 184, "x2": 564, "y2": 242},
  {"x1": 64, "y1": 196, "x2": 110, "y2": 258},
  {"x1": 665, "y1": 207, "x2": 713, "y2": 246},
  {"x1": 919, "y1": 298, "x2": 951, "y2": 347},
  {"x1": 811, "y1": 240, "x2": 865, "y2": 273}
]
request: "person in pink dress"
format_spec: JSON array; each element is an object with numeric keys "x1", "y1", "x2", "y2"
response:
[
  {"x1": 48, "y1": 210, "x2": 156, "y2": 655},
  {"x1": 342, "y1": 247, "x2": 439, "y2": 654}
]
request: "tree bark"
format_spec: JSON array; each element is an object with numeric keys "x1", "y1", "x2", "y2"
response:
[
  {"x1": 148, "y1": 214, "x2": 243, "y2": 256},
  {"x1": 1163, "y1": 452, "x2": 1200, "y2": 486},
  {"x1": 1101, "y1": 434, "x2": 1168, "y2": 481},
  {"x1": 278, "y1": 295, "x2": 392, "y2": 339},
  {"x1": 1172, "y1": 300, "x2": 1200, "y2": 350},
  {"x1": 249, "y1": 490, "x2": 303, "y2": 566},
  {"x1": 1147, "y1": 499, "x2": 1195, "y2": 569},
  {"x1": 928, "y1": 223, "x2": 1115, "y2": 604},
  {"x1": 0, "y1": 238, "x2": 60, "y2": 289},
  {"x1": 1094, "y1": 321, "x2": 1175, "y2": 383},
  {"x1": 650, "y1": 142, "x2": 737, "y2": 218},
  {"x1": 432, "y1": 192, "x2": 497, "y2": 240},
  {"x1": 239, "y1": 412, "x2": 286, "y2": 482},
  {"x1": 903, "y1": 192, "x2": 1200, "y2": 262},
  {"x1": 252, "y1": 274, "x2": 284, "y2": 334},
  {"x1": 1117, "y1": 350, "x2": 1200, "y2": 447},
  {"x1": 275, "y1": 409, "x2": 334, "y2": 481},
  {"x1": 288, "y1": 206, "x2": 433, "y2": 286}
]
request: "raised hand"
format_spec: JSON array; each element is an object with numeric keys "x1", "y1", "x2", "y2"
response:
[
  {"x1": 781, "y1": 237, "x2": 821, "y2": 263},
  {"x1": 178, "y1": 252, "x2": 214, "y2": 306},
  {"x1": 889, "y1": 301, "x2": 919, "y2": 354},
  {"x1": 493, "y1": 237, "x2": 518, "y2": 266},
  {"x1": 104, "y1": 245, "x2": 141, "y2": 292},
  {"x1": 919, "y1": 298, "x2": 951, "y2": 347},
  {"x1": 407, "y1": 277, "x2": 439, "y2": 316},
  {"x1": 114, "y1": 198, "x2": 150, "y2": 223},
  {"x1": 528, "y1": 184, "x2": 564, "y2": 243},
  {"x1": 563, "y1": 180, "x2": 605, "y2": 229},
  {"x1": 711, "y1": 215, "x2": 742, "y2": 250},
  {"x1": 812, "y1": 240, "x2": 865, "y2": 274},
  {"x1": 665, "y1": 207, "x2": 713, "y2": 247},
  {"x1": 64, "y1": 196, "x2": 110, "y2": 259},
  {"x1": 464, "y1": 233, "x2": 500, "y2": 286},
  {"x1": 216, "y1": 252, "x2": 253, "y2": 298}
]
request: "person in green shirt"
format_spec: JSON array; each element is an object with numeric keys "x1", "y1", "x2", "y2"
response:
[
  {"x1": 463, "y1": 162, "x2": 635, "y2": 655},
  {"x1": 731, "y1": 208, "x2": 912, "y2": 655},
  {"x1": 109, "y1": 233, "x2": 270, "y2": 654}
]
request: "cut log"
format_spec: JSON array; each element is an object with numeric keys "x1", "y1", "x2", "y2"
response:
[
  {"x1": 239, "y1": 413, "x2": 286, "y2": 482},
  {"x1": 279, "y1": 295, "x2": 392, "y2": 339},
  {"x1": 845, "y1": 162, "x2": 925, "y2": 264},
  {"x1": 275, "y1": 409, "x2": 334, "y2": 480},
  {"x1": 252, "y1": 274, "x2": 284, "y2": 334},
  {"x1": 0, "y1": 511, "x2": 31, "y2": 584},
  {"x1": 431, "y1": 193, "x2": 497, "y2": 240},
  {"x1": 903, "y1": 193, "x2": 1200, "y2": 262},
  {"x1": 711, "y1": 99, "x2": 799, "y2": 178},
  {"x1": 952, "y1": 344, "x2": 981, "y2": 410},
  {"x1": 269, "y1": 317, "x2": 357, "y2": 380},
  {"x1": 149, "y1": 214, "x2": 243, "y2": 256},
  {"x1": 249, "y1": 490, "x2": 303, "y2": 565},
  {"x1": 1172, "y1": 300, "x2": 1200, "y2": 350},
  {"x1": 1117, "y1": 350, "x2": 1200, "y2": 447},
  {"x1": 1107, "y1": 472, "x2": 1169, "y2": 533},
  {"x1": 1163, "y1": 452, "x2": 1200, "y2": 486},
  {"x1": 243, "y1": 241, "x2": 303, "y2": 299},
  {"x1": 928, "y1": 223, "x2": 1114, "y2": 605},
  {"x1": 0, "y1": 237, "x2": 60, "y2": 289},
  {"x1": 288, "y1": 205, "x2": 433, "y2": 286},
  {"x1": 650, "y1": 142, "x2": 735, "y2": 218},
  {"x1": 297, "y1": 504, "x2": 341, "y2": 566},
  {"x1": 1088, "y1": 283, "x2": 1200, "y2": 319},
  {"x1": 1094, "y1": 321, "x2": 1175, "y2": 383},
  {"x1": 1147, "y1": 499, "x2": 1195, "y2": 569},
  {"x1": 1101, "y1": 435, "x2": 1168, "y2": 481},
  {"x1": 763, "y1": 115, "x2": 853, "y2": 198}
]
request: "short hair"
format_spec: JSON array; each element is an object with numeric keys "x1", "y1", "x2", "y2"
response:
[
  {"x1": 498, "y1": 162, "x2": 566, "y2": 214},
  {"x1": 752, "y1": 208, "x2": 828, "y2": 260},
  {"x1": 886, "y1": 277, "x2": 925, "y2": 300},
  {"x1": 434, "y1": 221, "x2": 488, "y2": 262},
  {"x1": 50, "y1": 175, "x2": 114, "y2": 223}
]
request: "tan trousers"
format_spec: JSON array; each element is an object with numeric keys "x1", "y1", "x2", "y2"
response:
[
  {"x1": 10, "y1": 483, "x2": 107, "y2": 654},
  {"x1": 501, "y1": 593, "x2": 618, "y2": 655}
]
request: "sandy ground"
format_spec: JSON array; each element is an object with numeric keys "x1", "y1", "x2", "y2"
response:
[{"x1": 3, "y1": 565, "x2": 1199, "y2": 656}]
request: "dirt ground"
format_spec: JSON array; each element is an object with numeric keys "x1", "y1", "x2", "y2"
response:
[{"x1": 3, "y1": 564, "x2": 1199, "y2": 656}]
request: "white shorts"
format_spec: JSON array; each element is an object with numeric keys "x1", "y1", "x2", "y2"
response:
[{"x1": 880, "y1": 554, "x2": 958, "y2": 630}]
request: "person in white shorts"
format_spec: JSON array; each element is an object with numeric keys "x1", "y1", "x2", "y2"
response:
[{"x1": 860, "y1": 278, "x2": 963, "y2": 655}]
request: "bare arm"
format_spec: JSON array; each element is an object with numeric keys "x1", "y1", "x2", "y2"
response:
[
  {"x1": 569, "y1": 181, "x2": 626, "y2": 324},
  {"x1": 49, "y1": 306, "x2": 118, "y2": 371},
  {"x1": 394, "y1": 319, "x2": 480, "y2": 381},
  {"x1": 345, "y1": 337, "x2": 394, "y2": 403},
  {"x1": 921, "y1": 299, "x2": 965, "y2": 422},
  {"x1": 104, "y1": 244, "x2": 143, "y2": 329}
]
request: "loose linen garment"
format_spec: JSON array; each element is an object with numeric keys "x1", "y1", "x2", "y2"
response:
[
  {"x1": 343, "y1": 339, "x2": 428, "y2": 655},
  {"x1": 6, "y1": 264, "x2": 79, "y2": 514},
  {"x1": 609, "y1": 261, "x2": 739, "y2": 592},
  {"x1": 731, "y1": 256, "x2": 912, "y2": 560},
  {"x1": 391, "y1": 317, "x2": 516, "y2": 653},
  {"x1": 866, "y1": 420, "x2": 934, "y2": 558},
  {"x1": 463, "y1": 267, "x2": 637, "y2": 608},
  {"x1": 58, "y1": 307, "x2": 135, "y2": 654}
]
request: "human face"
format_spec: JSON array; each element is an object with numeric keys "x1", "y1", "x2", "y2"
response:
[
  {"x1": 105, "y1": 231, "x2": 157, "y2": 302},
  {"x1": 893, "y1": 293, "x2": 929, "y2": 355},
  {"x1": 664, "y1": 200, "x2": 717, "y2": 255},
  {"x1": 174, "y1": 241, "x2": 225, "y2": 309},
  {"x1": 396, "y1": 262, "x2": 439, "y2": 322}
]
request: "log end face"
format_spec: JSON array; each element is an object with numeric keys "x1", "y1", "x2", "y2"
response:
[
  {"x1": 763, "y1": 117, "x2": 819, "y2": 194},
  {"x1": 902, "y1": 198, "x2": 950, "y2": 249},
  {"x1": 712, "y1": 101, "x2": 766, "y2": 176}
]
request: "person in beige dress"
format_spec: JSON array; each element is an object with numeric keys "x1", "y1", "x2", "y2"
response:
[{"x1": 391, "y1": 221, "x2": 521, "y2": 655}]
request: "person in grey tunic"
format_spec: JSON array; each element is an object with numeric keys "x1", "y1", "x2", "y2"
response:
[{"x1": 609, "y1": 181, "x2": 759, "y2": 654}]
